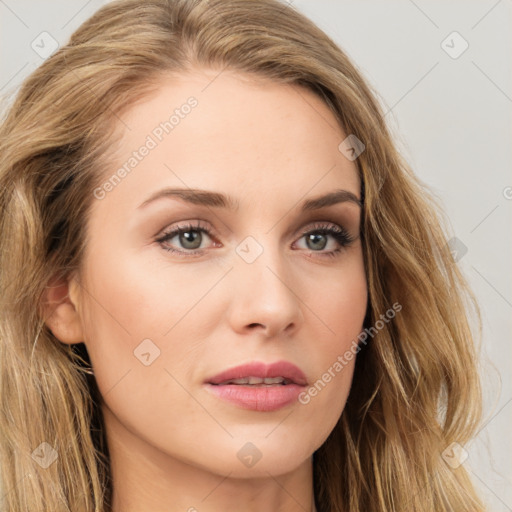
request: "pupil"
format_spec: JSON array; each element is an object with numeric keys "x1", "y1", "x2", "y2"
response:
[
  {"x1": 180, "y1": 230, "x2": 202, "y2": 249},
  {"x1": 307, "y1": 233, "x2": 327, "y2": 250}
]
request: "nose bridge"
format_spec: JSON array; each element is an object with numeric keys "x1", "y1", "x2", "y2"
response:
[
  {"x1": 229, "y1": 233, "x2": 303, "y2": 336},
  {"x1": 236, "y1": 230, "x2": 288, "y2": 286}
]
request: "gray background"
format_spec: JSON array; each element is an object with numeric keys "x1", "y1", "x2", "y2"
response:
[{"x1": 1, "y1": 1, "x2": 511, "y2": 509}]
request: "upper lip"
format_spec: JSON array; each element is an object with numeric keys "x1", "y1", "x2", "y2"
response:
[{"x1": 206, "y1": 360, "x2": 308, "y2": 386}]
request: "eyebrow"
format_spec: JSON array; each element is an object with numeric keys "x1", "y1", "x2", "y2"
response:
[{"x1": 137, "y1": 187, "x2": 362, "y2": 211}]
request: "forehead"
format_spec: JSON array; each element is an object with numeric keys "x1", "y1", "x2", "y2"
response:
[{"x1": 99, "y1": 68, "x2": 360, "y2": 210}]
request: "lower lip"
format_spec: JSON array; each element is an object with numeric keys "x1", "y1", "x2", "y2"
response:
[{"x1": 205, "y1": 383, "x2": 304, "y2": 412}]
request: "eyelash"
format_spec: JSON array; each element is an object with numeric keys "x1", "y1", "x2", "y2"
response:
[{"x1": 155, "y1": 220, "x2": 355, "y2": 259}]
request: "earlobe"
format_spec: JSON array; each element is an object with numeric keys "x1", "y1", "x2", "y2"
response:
[{"x1": 41, "y1": 273, "x2": 84, "y2": 345}]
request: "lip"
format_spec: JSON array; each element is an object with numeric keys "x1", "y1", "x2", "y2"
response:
[{"x1": 204, "y1": 360, "x2": 308, "y2": 412}]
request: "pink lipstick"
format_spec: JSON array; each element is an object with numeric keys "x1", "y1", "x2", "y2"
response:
[{"x1": 204, "y1": 360, "x2": 307, "y2": 412}]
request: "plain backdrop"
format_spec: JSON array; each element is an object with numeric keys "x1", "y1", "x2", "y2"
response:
[{"x1": 1, "y1": 1, "x2": 511, "y2": 510}]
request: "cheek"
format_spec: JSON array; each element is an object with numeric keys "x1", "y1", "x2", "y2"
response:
[
  {"x1": 76, "y1": 254, "x2": 216, "y2": 455},
  {"x1": 294, "y1": 250, "x2": 367, "y2": 428},
  {"x1": 309, "y1": 248, "x2": 368, "y2": 351},
  {"x1": 77, "y1": 250, "x2": 228, "y2": 390}
]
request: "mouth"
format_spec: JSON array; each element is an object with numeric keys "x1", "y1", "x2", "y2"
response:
[
  {"x1": 204, "y1": 360, "x2": 308, "y2": 412},
  {"x1": 212, "y1": 376, "x2": 294, "y2": 386}
]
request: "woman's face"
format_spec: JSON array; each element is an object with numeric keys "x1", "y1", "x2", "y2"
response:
[{"x1": 68, "y1": 68, "x2": 367, "y2": 478}]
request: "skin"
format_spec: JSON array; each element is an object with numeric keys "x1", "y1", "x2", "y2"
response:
[{"x1": 44, "y1": 68, "x2": 367, "y2": 512}]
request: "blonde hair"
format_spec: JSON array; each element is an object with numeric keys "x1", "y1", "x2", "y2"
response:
[{"x1": 0, "y1": 0, "x2": 484, "y2": 510}]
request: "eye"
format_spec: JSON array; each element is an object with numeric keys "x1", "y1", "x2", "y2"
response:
[
  {"x1": 156, "y1": 221, "x2": 217, "y2": 256},
  {"x1": 156, "y1": 220, "x2": 356, "y2": 258},
  {"x1": 294, "y1": 222, "x2": 355, "y2": 258}
]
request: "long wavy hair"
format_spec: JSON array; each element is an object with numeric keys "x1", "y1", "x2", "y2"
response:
[{"x1": 0, "y1": 0, "x2": 484, "y2": 510}]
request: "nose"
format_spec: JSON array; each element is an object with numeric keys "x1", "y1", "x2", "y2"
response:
[{"x1": 226, "y1": 242, "x2": 304, "y2": 339}]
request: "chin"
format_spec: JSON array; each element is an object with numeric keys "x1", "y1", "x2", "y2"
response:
[{"x1": 195, "y1": 430, "x2": 319, "y2": 478}]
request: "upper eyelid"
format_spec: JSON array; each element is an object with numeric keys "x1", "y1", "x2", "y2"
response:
[
  {"x1": 157, "y1": 220, "x2": 213, "y2": 239},
  {"x1": 158, "y1": 219, "x2": 349, "y2": 236}
]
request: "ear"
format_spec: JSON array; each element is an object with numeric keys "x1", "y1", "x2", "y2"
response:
[{"x1": 41, "y1": 272, "x2": 84, "y2": 344}]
